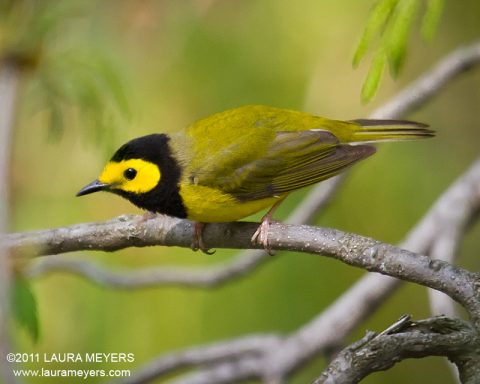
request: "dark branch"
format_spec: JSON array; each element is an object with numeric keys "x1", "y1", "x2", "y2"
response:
[{"x1": 314, "y1": 316, "x2": 480, "y2": 384}]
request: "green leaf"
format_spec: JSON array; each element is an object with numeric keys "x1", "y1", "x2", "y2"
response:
[
  {"x1": 361, "y1": 51, "x2": 386, "y2": 103},
  {"x1": 11, "y1": 274, "x2": 40, "y2": 343},
  {"x1": 384, "y1": 0, "x2": 419, "y2": 77},
  {"x1": 421, "y1": 0, "x2": 444, "y2": 40},
  {"x1": 353, "y1": 0, "x2": 399, "y2": 68},
  {"x1": 354, "y1": 0, "x2": 445, "y2": 103}
]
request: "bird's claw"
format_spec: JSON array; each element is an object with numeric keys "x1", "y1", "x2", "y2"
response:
[
  {"x1": 190, "y1": 240, "x2": 216, "y2": 255},
  {"x1": 191, "y1": 222, "x2": 215, "y2": 255}
]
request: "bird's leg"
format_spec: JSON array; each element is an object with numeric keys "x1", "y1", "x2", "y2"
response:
[
  {"x1": 251, "y1": 197, "x2": 286, "y2": 254},
  {"x1": 141, "y1": 214, "x2": 214, "y2": 254},
  {"x1": 191, "y1": 222, "x2": 215, "y2": 255}
]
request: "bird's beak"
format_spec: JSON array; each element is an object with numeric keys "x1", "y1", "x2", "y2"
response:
[{"x1": 76, "y1": 180, "x2": 110, "y2": 196}]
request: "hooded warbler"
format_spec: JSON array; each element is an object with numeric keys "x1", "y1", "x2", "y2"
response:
[{"x1": 77, "y1": 105, "x2": 433, "y2": 252}]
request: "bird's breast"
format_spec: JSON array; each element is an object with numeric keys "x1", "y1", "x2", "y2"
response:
[{"x1": 179, "y1": 183, "x2": 279, "y2": 222}]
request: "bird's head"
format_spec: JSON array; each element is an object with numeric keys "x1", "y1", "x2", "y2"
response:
[
  {"x1": 76, "y1": 133, "x2": 186, "y2": 217},
  {"x1": 76, "y1": 134, "x2": 167, "y2": 198}
]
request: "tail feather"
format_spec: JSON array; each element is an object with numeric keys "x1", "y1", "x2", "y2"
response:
[{"x1": 349, "y1": 119, "x2": 434, "y2": 143}]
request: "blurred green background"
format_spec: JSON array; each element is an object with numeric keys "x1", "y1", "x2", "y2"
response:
[{"x1": 6, "y1": 0, "x2": 480, "y2": 383}]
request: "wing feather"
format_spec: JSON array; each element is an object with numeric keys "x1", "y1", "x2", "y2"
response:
[{"x1": 231, "y1": 143, "x2": 375, "y2": 200}]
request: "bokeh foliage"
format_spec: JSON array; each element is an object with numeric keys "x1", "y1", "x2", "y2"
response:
[
  {"x1": 0, "y1": 0, "x2": 129, "y2": 148},
  {"x1": 6, "y1": 1, "x2": 480, "y2": 383}
]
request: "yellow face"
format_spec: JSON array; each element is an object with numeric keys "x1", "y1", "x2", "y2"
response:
[{"x1": 98, "y1": 159, "x2": 161, "y2": 194}]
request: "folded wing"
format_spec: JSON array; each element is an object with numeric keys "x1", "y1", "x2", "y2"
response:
[{"x1": 194, "y1": 129, "x2": 376, "y2": 201}]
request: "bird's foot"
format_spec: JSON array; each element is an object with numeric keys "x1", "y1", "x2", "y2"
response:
[
  {"x1": 251, "y1": 197, "x2": 286, "y2": 255},
  {"x1": 141, "y1": 211, "x2": 157, "y2": 221},
  {"x1": 251, "y1": 218, "x2": 276, "y2": 255},
  {"x1": 191, "y1": 222, "x2": 215, "y2": 255}
]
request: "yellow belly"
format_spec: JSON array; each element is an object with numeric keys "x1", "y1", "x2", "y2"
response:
[{"x1": 179, "y1": 184, "x2": 280, "y2": 222}]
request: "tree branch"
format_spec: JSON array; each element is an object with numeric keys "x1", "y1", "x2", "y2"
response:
[
  {"x1": 5, "y1": 213, "x2": 480, "y2": 326},
  {"x1": 113, "y1": 335, "x2": 280, "y2": 384},
  {"x1": 426, "y1": 151, "x2": 480, "y2": 320},
  {"x1": 314, "y1": 316, "x2": 480, "y2": 384},
  {"x1": 428, "y1": 232, "x2": 462, "y2": 318},
  {"x1": 27, "y1": 252, "x2": 270, "y2": 289}
]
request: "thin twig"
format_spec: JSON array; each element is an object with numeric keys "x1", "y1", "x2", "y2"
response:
[{"x1": 28, "y1": 253, "x2": 269, "y2": 289}]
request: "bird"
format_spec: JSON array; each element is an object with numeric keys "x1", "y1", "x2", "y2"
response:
[{"x1": 77, "y1": 105, "x2": 433, "y2": 253}]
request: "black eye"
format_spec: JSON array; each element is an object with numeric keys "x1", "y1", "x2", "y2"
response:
[{"x1": 124, "y1": 168, "x2": 137, "y2": 180}]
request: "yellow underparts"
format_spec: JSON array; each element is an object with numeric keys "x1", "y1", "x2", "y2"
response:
[
  {"x1": 99, "y1": 159, "x2": 161, "y2": 194},
  {"x1": 179, "y1": 184, "x2": 281, "y2": 222}
]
